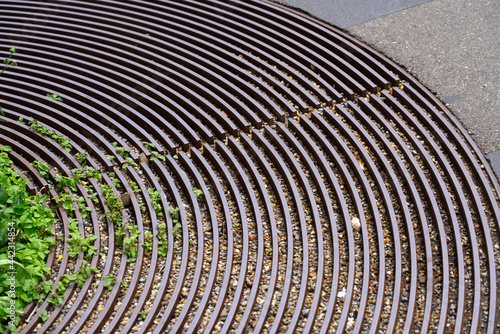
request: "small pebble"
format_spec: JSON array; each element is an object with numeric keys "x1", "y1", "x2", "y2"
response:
[
  {"x1": 121, "y1": 193, "x2": 131, "y2": 207},
  {"x1": 140, "y1": 152, "x2": 149, "y2": 164},
  {"x1": 351, "y1": 217, "x2": 361, "y2": 232}
]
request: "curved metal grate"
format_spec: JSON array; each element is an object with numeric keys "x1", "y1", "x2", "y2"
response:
[{"x1": 1, "y1": 0, "x2": 499, "y2": 333}]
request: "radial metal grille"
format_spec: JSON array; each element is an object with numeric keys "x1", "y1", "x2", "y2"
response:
[{"x1": 0, "y1": 0, "x2": 499, "y2": 333}]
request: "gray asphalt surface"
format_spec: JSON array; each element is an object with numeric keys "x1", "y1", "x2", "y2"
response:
[
  {"x1": 282, "y1": 0, "x2": 500, "y2": 180},
  {"x1": 282, "y1": 0, "x2": 431, "y2": 28}
]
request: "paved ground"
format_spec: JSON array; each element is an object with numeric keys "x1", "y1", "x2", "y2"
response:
[
  {"x1": 281, "y1": 0, "x2": 431, "y2": 28},
  {"x1": 281, "y1": 0, "x2": 500, "y2": 181}
]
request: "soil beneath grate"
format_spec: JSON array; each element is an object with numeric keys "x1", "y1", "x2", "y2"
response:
[{"x1": 0, "y1": 0, "x2": 499, "y2": 333}]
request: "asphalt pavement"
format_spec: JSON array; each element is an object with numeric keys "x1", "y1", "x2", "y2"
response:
[{"x1": 280, "y1": 0, "x2": 500, "y2": 181}]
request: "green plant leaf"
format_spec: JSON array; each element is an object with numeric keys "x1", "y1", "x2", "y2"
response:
[
  {"x1": 46, "y1": 93, "x2": 63, "y2": 102},
  {"x1": 39, "y1": 310, "x2": 49, "y2": 322},
  {"x1": 0, "y1": 259, "x2": 25, "y2": 268},
  {"x1": 103, "y1": 274, "x2": 116, "y2": 291},
  {"x1": 0, "y1": 185, "x2": 7, "y2": 205},
  {"x1": 0, "y1": 222, "x2": 8, "y2": 246}
]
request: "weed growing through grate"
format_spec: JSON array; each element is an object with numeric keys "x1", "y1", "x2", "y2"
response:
[
  {"x1": 124, "y1": 225, "x2": 141, "y2": 263},
  {"x1": 143, "y1": 142, "x2": 166, "y2": 161},
  {"x1": 74, "y1": 151, "x2": 88, "y2": 166},
  {"x1": 0, "y1": 146, "x2": 56, "y2": 333},
  {"x1": 0, "y1": 48, "x2": 177, "y2": 330},
  {"x1": 27, "y1": 119, "x2": 72, "y2": 152},
  {"x1": 102, "y1": 273, "x2": 116, "y2": 291},
  {"x1": 169, "y1": 206, "x2": 182, "y2": 239},
  {"x1": 112, "y1": 142, "x2": 139, "y2": 169},
  {"x1": 0, "y1": 48, "x2": 100, "y2": 330},
  {"x1": 46, "y1": 93, "x2": 63, "y2": 102},
  {"x1": 193, "y1": 187, "x2": 204, "y2": 201},
  {"x1": 31, "y1": 160, "x2": 50, "y2": 178}
]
